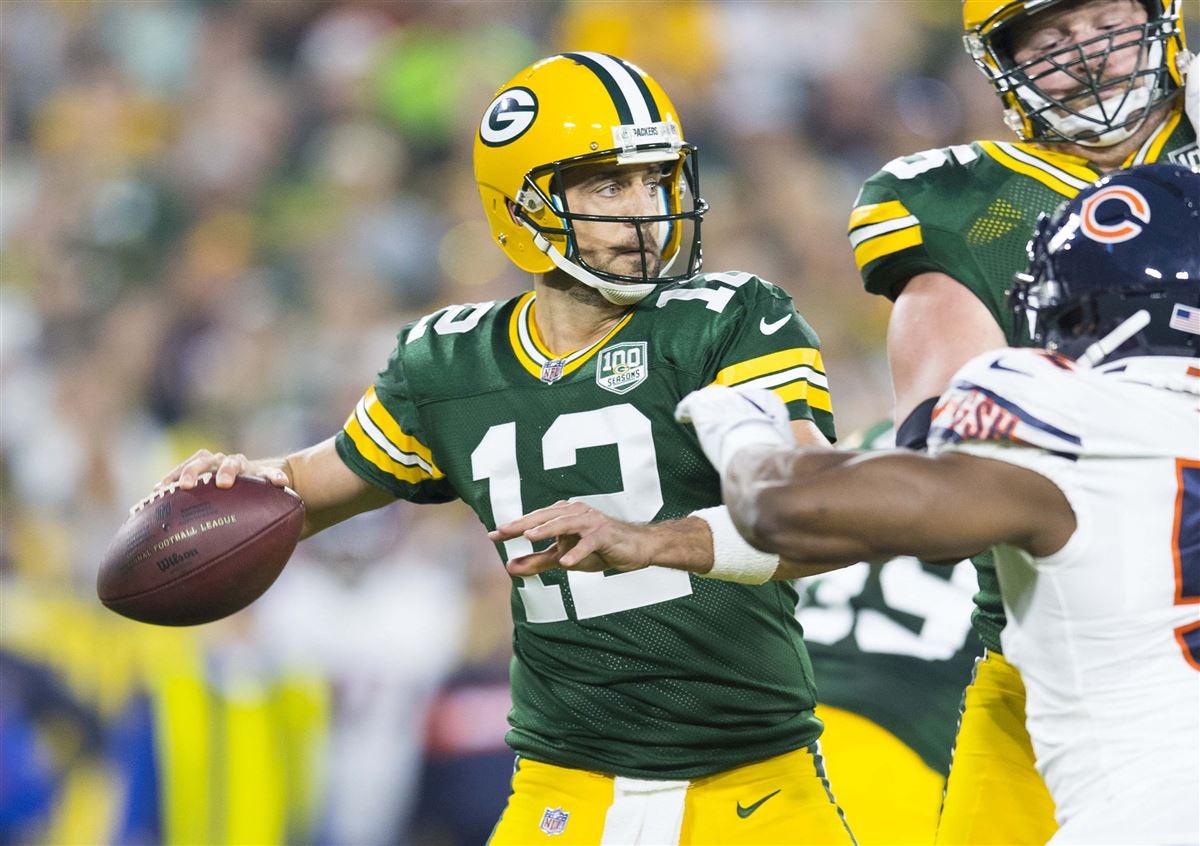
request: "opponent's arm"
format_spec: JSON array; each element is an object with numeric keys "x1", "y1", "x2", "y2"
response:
[
  {"x1": 889, "y1": 272, "x2": 1006, "y2": 445},
  {"x1": 159, "y1": 437, "x2": 394, "y2": 539},
  {"x1": 723, "y1": 444, "x2": 1075, "y2": 572}
]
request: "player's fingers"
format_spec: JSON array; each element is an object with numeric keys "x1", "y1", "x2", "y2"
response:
[
  {"x1": 214, "y1": 454, "x2": 247, "y2": 489},
  {"x1": 489, "y1": 500, "x2": 576, "y2": 541},
  {"x1": 157, "y1": 449, "x2": 213, "y2": 488},
  {"x1": 520, "y1": 510, "x2": 598, "y2": 543},
  {"x1": 179, "y1": 452, "x2": 226, "y2": 490},
  {"x1": 504, "y1": 546, "x2": 565, "y2": 576},
  {"x1": 558, "y1": 534, "x2": 603, "y2": 569}
]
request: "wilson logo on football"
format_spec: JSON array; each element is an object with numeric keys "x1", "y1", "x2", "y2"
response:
[
  {"x1": 1079, "y1": 186, "x2": 1151, "y2": 244},
  {"x1": 479, "y1": 87, "x2": 538, "y2": 147}
]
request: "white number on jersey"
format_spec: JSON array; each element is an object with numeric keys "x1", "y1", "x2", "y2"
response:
[
  {"x1": 471, "y1": 404, "x2": 693, "y2": 623},
  {"x1": 798, "y1": 557, "x2": 978, "y2": 660}
]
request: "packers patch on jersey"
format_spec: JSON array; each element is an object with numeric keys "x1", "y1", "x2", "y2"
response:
[{"x1": 334, "y1": 272, "x2": 834, "y2": 778}]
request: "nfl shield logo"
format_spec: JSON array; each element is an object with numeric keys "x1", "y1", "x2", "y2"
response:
[
  {"x1": 540, "y1": 807, "x2": 569, "y2": 836},
  {"x1": 540, "y1": 359, "x2": 565, "y2": 384},
  {"x1": 596, "y1": 342, "x2": 648, "y2": 395}
]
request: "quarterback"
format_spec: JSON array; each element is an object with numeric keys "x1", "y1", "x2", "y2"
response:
[
  {"x1": 679, "y1": 164, "x2": 1200, "y2": 845},
  {"x1": 158, "y1": 55, "x2": 853, "y2": 845},
  {"x1": 848, "y1": 0, "x2": 1196, "y2": 840}
]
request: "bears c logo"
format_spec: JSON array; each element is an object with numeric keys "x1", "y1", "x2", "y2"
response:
[
  {"x1": 480, "y1": 87, "x2": 538, "y2": 147},
  {"x1": 1079, "y1": 185, "x2": 1151, "y2": 244}
]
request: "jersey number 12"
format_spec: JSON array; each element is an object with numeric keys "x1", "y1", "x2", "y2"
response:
[{"x1": 472, "y1": 404, "x2": 693, "y2": 623}]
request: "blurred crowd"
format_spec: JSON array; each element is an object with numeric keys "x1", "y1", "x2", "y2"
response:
[{"x1": 1, "y1": 1, "x2": 1012, "y2": 843}]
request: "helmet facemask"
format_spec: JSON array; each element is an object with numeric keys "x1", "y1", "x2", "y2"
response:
[
  {"x1": 965, "y1": 0, "x2": 1188, "y2": 146},
  {"x1": 512, "y1": 144, "x2": 706, "y2": 306}
]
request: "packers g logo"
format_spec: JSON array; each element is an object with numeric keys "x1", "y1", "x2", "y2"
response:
[
  {"x1": 480, "y1": 87, "x2": 538, "y2": 147},
  {"x1": 1079, "y1": 186, "x2": 1151, "y2": 244}
]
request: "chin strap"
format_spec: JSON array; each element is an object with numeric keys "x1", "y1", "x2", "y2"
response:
[
  {"x1": 527, "y1": 226, "x2": 656, "y2": 306},
  {"x1": 1077, "y1": 309, "x2": 1152, "y2": 368}
]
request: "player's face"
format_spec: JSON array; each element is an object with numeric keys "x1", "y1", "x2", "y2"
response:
[
  {"x1": 1011, "y1": 0, "x2": 1150, "y2": 103},
  {"x1": 559, "y1": 162, "x2": 665, "y2": 280}
]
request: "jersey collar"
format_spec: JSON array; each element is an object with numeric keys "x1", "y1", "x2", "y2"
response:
[{"x1": 506, "y1": 292, "x2": 635, "y2": 382}]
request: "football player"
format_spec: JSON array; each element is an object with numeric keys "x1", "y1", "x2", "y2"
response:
[
  {"x1": 158, "y1": 54, "x2": 852, "y2": 845},
  {"x1": 679, "y1": 162, "x2": 1200, "y2": 846},
  {"x1": 847, "y1": 1, "x2": 1195, "y2": 840}
]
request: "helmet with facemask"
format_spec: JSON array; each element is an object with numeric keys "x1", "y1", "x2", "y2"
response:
[
  {"x1": 1011, "y1": 163, "x2": 1200, "y2": 365},
  {"x1": 962, "y1": 0, "x2": 1191, "y2": 146},
  {"x1": 473, "y1": 53, "x2": 707, "y2": 306}
]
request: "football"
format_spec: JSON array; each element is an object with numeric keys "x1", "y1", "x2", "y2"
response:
[{"x1": 97, "y1": 474, "x2": 305, "y2": 626}]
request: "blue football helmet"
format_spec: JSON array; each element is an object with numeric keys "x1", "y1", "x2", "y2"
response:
[{"x1": 1012, "y1": 163, "x2": 1200, "y2": 363}]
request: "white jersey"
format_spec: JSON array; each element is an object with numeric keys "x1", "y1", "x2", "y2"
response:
[{"x1": 930, "y1": 350, "x2": 1200, "y2": 846}]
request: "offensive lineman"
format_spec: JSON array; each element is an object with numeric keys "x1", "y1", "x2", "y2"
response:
[
  {"x1": 847, "y1": 1, "x2": 1196, "y2": 840},
  {"x1": 157, "y1": 54, "x2": 852, "y2": 845},
  {"x1": 677, "y1": 163, "x2": 1200, "y2": 846}
]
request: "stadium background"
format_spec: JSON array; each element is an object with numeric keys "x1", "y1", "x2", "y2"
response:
[{"x1": 2, "y1": 1, "x2": 1176, "y2": 843}]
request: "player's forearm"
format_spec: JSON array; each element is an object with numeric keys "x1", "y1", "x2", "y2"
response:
[
  {"x1": 286, "y1": 438, "x2": 394, "y2": 539},
  {"x1": 724, "y1": 446, "x2": 979, "y2": 565}
]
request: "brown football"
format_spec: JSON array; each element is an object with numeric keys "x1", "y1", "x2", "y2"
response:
[{"x1": 97, "y1": 474, "x2": 304, "y2": 626}]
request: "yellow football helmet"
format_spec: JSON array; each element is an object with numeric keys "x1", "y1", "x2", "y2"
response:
[
  {"x1": 962, "y1": 0, "x2": 1191, "y2": 145},
  {"x1": 473, "y1": 53, "x2": 707, "y2": 305}
]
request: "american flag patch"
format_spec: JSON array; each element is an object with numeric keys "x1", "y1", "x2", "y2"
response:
[{"x1": 1169, "y1": 304, "x2": 1200, "y2": 336}]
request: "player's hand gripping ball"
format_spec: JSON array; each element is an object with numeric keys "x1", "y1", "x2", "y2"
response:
[{"x1": 97, "y1": 474, "x2": 304, "y2": 626}]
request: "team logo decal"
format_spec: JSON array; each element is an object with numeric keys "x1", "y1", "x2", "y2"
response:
[
  {"x1": 596, "y1": 342, "x2": 648, "y2": 395},
  {"x1": 1079, "y1": 185, "x2": 1151, "y2": 244},
  {"x1": 539, "y1": 807, "x2": 569, "y2": 836},
  {"x1": 480, "y1": 86, "x2": 538, "y2": 147}
]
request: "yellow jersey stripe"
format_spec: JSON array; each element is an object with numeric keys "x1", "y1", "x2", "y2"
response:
[
  {"x1": 714, "y1": 348, "x2": 824, "y2": 387},
  {"x1": 362, "y1": 386, "x2": 438, "y2": 470},
  {"x1": 561, "y1": 311, "x2": 635, "y2": 376},
  {"x1": 508, "y1": 291, "x2": 636, "y2": 380},
  {"x1": 774, "y1": 381, "x2": 833, "y2": 412},
  {"x1": 508, "y1": 293, "x2": 544, "y2": 379},
  {"x1": 979, "y1": 141, "x2": 1091, "y2": 197},
  {"x1": 343, "y1": 413, "x2": 433, "y2": 484},
  {"x1": 848, "y1": 199, "x2": 913, "y2": 232},
  {"x1": 525, "y1": 300, "x2": 555, "y2": 359},
  {"x1": 1127, "y1": 105, "x2": 1182, "y2": 166},
  {"x1": 853, "y1": 224, "x2": 923, "y2": 270}
]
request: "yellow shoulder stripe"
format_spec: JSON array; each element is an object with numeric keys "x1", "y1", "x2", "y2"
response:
[
  {"x1": 853, "y1": 225, "x2": 922, "y2": 270},
  {"x1": 362, "y1": 386, "x2": 437, "y2": 468},
  {"x1": 343, "y1": 413, "x2": 435, "y2": 485},
  {"x1": 774, "y1": 381, "x2": 833, "y2": 413},
  {"x1": 714, "y1": 347, "x2": 823, "y2": 387},
  {"x1": 848, "y1": 199, "x2": 912, "y2": 232},
  {"x1": 978, "y1": 141, "x2": 1091, "y2": 197}
]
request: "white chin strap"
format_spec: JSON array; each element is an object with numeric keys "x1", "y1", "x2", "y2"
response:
[
  {"x1": 529, "y1": 227, "x2": 657, "y2": 306},
  {"x1": 1016, "y1": 81, "x2": 1154, "y2": 146},
  {"x1": 1016, "y1": 40, "x2": 1164, "y2": 147}
]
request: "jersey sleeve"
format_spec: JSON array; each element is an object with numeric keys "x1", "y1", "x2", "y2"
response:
[
  {"x1": 334, "y1": 322, "x2": 459, "y2": 504},
  {"x1": 927, "y1": 349, "x2": 1083, "y2": 507},
  {"x1": 848, "y1": 166, "x2": 945, "y2": 301},
  {"x1": 700, "y1": 274, "x2": 837, "y2": 443}
]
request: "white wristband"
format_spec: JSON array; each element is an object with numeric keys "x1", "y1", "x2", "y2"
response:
[{"x1": 692, "y1": 505, "x2": 779, "y2": 584}]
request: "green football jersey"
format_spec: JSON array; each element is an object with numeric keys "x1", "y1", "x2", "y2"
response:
[
  {"x1": 800, "y1": 422, "x2": 983, "y2": 777},
  {"x1": 848, "y1": 107, "x2": 1196, "y2": 652},
  {"x1": 335, "y1": 271, "x2": 836, "y2": 779}
]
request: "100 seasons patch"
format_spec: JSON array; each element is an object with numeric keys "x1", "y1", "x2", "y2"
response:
[{"x1": 596, "y1": 342, "x2": 648, "y2": 395}]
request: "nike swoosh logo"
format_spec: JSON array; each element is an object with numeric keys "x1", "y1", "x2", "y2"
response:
[
  {"x1": 759, "y1": 315, "x2": 790, "y2": 335},
  {"x1": 736, "y1": 789, "x2": 781, "y2": 819},
  {"x1": 989, "y1": 359, "x2": 1030, "y2": 376}
]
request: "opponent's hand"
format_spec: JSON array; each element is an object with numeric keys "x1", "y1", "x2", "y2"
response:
[
  {"x1": 157, "y1": 449, "x2": 291, "y2": 491},
  {"x1": 489, "y1": 500, "x2": 656, "y2": 577},
  {"x1": 675, "y1": 385, "x2": 795, "y2": 475}
]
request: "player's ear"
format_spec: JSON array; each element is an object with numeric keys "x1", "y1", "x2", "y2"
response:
[{"x1": 506, "y1": 200, "x2": 523, "y2": 226}]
